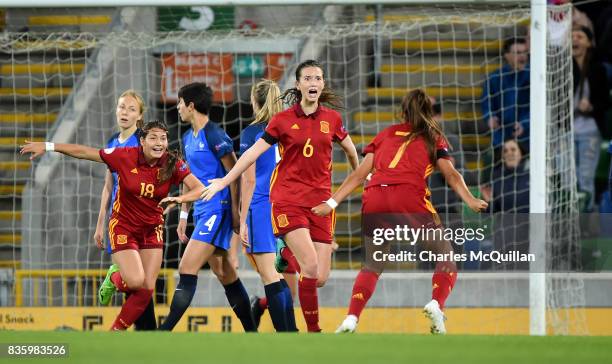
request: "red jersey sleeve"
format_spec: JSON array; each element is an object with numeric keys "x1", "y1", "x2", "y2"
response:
[
  {"x1": 333, "y1": 114, "x2": 348, "y2": 142},
  {"x1": 362, "y1": 132, "x2": 383, "y2": 156},
  {"x1": 171, "y1": 159, "x2": 191, "y2": 185},
  {"x1": 436, "y1": 135, "x2": 450, "y2": 159},
  {"x1": 98, "y1": 147, "x2": 130, "y2": 172},
  {"x1": 264, "y1": 114, "x2": 283, "y2": 142}
]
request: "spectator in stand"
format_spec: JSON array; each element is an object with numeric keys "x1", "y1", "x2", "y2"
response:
[
  {"x1": 572, "y1": 25, "x2": 611, "y2": 211},
  {"x1": 481, "y1": 37, "x2": 530, "y2": 155},
  {"x1": 480, "y1": 139, "x2": 530, "y2": 270},
  {"x1": 483, "y1": 139, "x2": 529, "y2": 213}
]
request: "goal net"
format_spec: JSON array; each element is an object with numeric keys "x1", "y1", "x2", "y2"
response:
[{"x1": 0, "y1": 3, "x2": 586, "y2": 334}]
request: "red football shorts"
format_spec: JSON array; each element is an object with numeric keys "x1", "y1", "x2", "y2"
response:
[
  {"x1": 362, "y1": 184, "x2": 441, "y2": 228},
  {"x1": 108, "y1": 218, "x2": 164, "y2": 253},
  {"x1": 270, "y1": 203, "x2": 334, "y2": 244}
]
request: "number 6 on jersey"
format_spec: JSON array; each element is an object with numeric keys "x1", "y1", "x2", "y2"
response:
[{"x1": 303, "y1": 138, "x2": 314, "y2": 158}]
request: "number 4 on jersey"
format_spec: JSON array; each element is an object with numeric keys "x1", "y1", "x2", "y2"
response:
[{"x1": 204, "y1": 214, "x2": 217, "y2": 231}]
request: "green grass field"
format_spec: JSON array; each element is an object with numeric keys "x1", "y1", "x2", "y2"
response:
[{"x1": 0, "y1": 332, "x2": 610, "y2": 364}]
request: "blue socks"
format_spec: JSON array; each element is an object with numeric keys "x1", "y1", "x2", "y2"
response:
[
  {"x1": 159, "y1": 273, "x2": 197, "y2": 331},
  {"x1": 264, "y1": 281, "x2": 288, "y2": 331},
  {"x1": 280, "y1": 279, "x2": 298, "y2": 332},
  {"x1": 224, "y1": 278, "x2": 256, "y2": 332}
]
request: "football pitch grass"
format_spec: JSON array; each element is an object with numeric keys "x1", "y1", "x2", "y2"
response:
[{"x1": 1, "y1": 331, "x2": 611, "y2": 364}]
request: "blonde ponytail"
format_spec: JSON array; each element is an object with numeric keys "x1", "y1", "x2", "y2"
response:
[{"x1": 251, "y1": 79, "x2": 283, "y2": 125}]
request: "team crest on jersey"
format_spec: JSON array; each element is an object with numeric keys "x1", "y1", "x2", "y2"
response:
[
  {"x1": 320, "y1": 121, "x2": 330, "y2": 134},
  {"x1": 117, "y1": 235, "x2": 128, "y2": 245},
  {"x1": 199, "y1": 142, "x2": 205, "y2": 150},
  {"x1": 277, "y1": 214, "x2": 289, "y2": 228}
]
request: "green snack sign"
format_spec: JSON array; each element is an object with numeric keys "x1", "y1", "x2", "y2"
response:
[
  {"x1": 234, "y1": 56, "x2": 265, "y2": 78},
  {"x1": 158, "y1": 6, "x2": 234, "y2": 32}
]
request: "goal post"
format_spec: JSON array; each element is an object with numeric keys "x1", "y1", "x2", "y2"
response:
[{"x1": 528, "y1": 0, "x2": 547, "y2": 337}]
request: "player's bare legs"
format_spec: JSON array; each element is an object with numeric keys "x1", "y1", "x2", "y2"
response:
[
  {"x1": 284, "y1": 229, "x2": 318, "y2": 277},
  {"x1": 139, "y1": 249, "x2": 163, "y2": 290},
  {"x1": 210, "y1": 250, "x2": 238, "y2": 285},
  {"x1": 227, "y1": 232, "x2": 241, "y2": 270},
  {"x1": 283, "y1": 272, "x2": 297, "y2": 299},
  {"x1": 314, "y1": 242, "x2": 333, "y2": 287},
  {"x1": 284, "y1": 228, "x2": 321, "y2": 332},
  {"x1": 179, "y1": 240, "x2": 218, "y2": 274},
  {"x1": 249, "y1": 253, "x2": 282, "y2": 285},
  {"x1": 111, "y1": 250, "x2": 145, "y2": 290},
  {"x1": 209, "y1": 254, "x2": 226, "y2": 282}
]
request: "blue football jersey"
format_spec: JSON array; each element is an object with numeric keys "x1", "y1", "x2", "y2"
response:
[
  {"x1": 239, "y1": 123, "x2": 279, "y2": 205},
  {"x1": 182, "y1": 121, "x2": 234, "y2": 215},
  {"x1": 106, "y1": 130, "x2": 140, "y2": 209}
]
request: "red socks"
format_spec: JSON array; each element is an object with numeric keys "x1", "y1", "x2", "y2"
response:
[
  {"x1": 298, "y1": 276, "x2": 320, "y2": 332},
  {"x1": 347, "y1": 269, "x2": 380, "y2": 319},
  {"x1": 111, "y1": 271, "x2": 130, "y2": 293},
  {"x1": 110, "y1": 288, "x2": 154, "y2": 330},
  {"x1": 281, "y1": 247, "x2": 301, "y2": 274},
  {"x1": 431, "y1": 261, "x2": 457, "y2": 310}
]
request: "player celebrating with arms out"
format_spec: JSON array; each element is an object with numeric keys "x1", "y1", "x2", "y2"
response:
[
  {"x1": 21, "y1": 120, "x2": 205, "y2": 330},
  {"x1": 159, "y1": 82, "x2": 255, "y2": 332},
  {"x1": 202, "y1": 60, "x2": 359, "y2": 332},
  {"x1": 93, "y1": 90, "x2": 156, "y2": 330},
  {"x1": 312, "y1": 89, "x2": 487, "y2": 334}
]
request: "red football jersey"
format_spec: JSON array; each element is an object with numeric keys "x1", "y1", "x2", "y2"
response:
[
  {"x1": 363, "y1": 123, "x2": 450, "y2": 197},
  {"x1": 99, "y1": 146, "x2": 191, "y2": 228},
  {"x1": 263, "y1": 103, "x2": 348, "y2": 207}
]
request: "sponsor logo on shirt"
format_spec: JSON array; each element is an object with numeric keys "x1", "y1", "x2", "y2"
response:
[
  {"x1": 320, "y1": 121, "x2": 330, "y2": 134},
  {"x1": 199, "y1": 142, "x2": 205, "y2": 150},
  {"x1": 291, "y1": 123, "x2": 300, "y2": 130},
  {"x1": 130, "y1": 168, "x2": 138, "y2": 174},
  {"x1": 214, "y1": 142, "x2": 228, "y2": 151}
]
